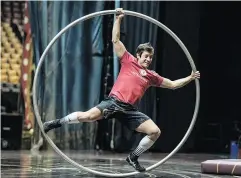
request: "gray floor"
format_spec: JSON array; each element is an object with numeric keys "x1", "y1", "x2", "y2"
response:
[{"x1": 1, "y1": 150, "x2": 233, "y2": 178}]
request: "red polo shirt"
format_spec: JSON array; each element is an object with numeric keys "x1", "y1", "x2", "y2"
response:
[{"x1": 109, "y1": 51, "x2": 164, "y2": 105}]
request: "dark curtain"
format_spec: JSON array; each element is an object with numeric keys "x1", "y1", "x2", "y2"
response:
[
  {"x1": 154, "y1": 1, "x2": 241, "y2": 153},
  {"x1": 195, "y1": 2, "x2": 241, "y2": 153},
  {"x1": 29, "y1": 1, "x2": 105, "y2": 150},
  {"x1": 155, "y1": 1, "x2": 201, "y2": 152}
]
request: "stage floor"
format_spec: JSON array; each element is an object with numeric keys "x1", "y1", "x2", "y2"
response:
[{"x1": 1, "y1": 150, "x2": 234, "y2": 178}]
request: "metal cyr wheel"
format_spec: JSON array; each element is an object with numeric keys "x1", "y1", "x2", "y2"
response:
[{"x1": 32, "y1": 9, "x2": 200, "y2": 177}]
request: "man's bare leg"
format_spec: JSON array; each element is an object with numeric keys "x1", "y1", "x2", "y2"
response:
[{"x1": 43, "y1": 107, "x2": 102, "y2": 133}]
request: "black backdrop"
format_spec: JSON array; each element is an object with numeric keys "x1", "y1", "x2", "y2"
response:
[
  {"x1": 195, "y1": 2, "x2": 241, "y2": 153},
  {"x1": 155, "y1": 1, "x2": 241, "y2": 153},
  {"x1": 154, "y1": 1, "x2": 201, "y2": 152}
]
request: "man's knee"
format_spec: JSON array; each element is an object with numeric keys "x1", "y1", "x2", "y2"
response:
[
  {"x1": 148, "y1": 128, "x2": 161, "y2": 140},
  {"x1": 153, "y1": 128, "x2": 161, "y2": 136}
]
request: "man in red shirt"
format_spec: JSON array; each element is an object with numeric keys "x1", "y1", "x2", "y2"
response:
[{"x1": 43, "y1": 8, "x2": 200, "y2": 172}]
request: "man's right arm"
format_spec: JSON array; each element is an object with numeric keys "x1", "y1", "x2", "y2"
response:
[{"x1": 112, "y1": 8, "x2": 126, "y2": 59}]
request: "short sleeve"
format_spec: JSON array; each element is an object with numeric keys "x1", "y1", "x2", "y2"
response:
[
  {"x1": 150, "y1": 71, "x2": 164, "y2": 87},
  {"x1": 120, "y1": 51, "x2": 135, "y2": 64}
]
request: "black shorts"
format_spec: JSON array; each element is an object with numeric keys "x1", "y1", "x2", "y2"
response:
[{"x1": 96, "y1": 96, "x2": 150, "y2": 131}]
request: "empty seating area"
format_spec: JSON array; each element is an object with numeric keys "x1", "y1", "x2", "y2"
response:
[
  {"x1": 1, "y1": 1, "x2": 25, "y2": 85},
  {"x1": 1, "y1": 23, "x2": 23, "y2": 84}
]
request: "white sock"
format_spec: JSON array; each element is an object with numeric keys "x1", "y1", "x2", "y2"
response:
[
  {"x1": 131, "y1": 135, "x2": 154, "y2": 158},
  {"x1": 60, "y1": 112, "x2": 79, "y2": 124}
]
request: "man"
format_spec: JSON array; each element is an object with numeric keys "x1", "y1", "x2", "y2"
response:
[{"x1": 43, "y1": 8, "x2": 200, "y2": 172}]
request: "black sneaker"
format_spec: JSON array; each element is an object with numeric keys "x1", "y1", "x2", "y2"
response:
[
  {"x1": 126, "y1": 155, "x2": 146, "y2": 172},
  {"x1": 43, "y1": 119, "x2": 62, "y2": 133}
]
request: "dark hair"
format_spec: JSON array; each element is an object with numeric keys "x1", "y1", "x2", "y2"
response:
[{"x1": 136, "y1": 42, "x2": 154, "y2": 57}]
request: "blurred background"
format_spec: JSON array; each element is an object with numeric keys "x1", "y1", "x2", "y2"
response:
[{"x1": 1, "y1": 1, "x2": 241, "y2": 156}]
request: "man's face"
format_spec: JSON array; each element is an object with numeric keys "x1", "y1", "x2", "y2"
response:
[{"x1": 137, "y1": 51, "x2": 153, "y2": 69}]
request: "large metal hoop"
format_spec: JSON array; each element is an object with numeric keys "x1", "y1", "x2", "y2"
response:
[{"x1": 32, "y1": 10, "x2": 200, "y2": 177}]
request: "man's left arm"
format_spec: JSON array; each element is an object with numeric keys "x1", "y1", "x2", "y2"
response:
[{"x1": 160, "y1": 71, "x2": 200, "y2": 90}]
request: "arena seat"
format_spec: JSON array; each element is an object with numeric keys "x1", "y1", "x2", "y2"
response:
[
  {"x1": 9, "y1": 75, "x2": 20, "y2": 84},
  {"x1": 1, "y1": 75, "x2": 9, "y2": 83}
]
